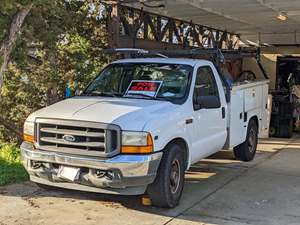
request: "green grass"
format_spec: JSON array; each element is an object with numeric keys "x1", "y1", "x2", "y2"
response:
[{"x1": 0, "y1": 143, "x2": 29, "y2": 186}]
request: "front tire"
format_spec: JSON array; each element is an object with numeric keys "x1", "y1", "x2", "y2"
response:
[
  {"x1": 147, "y1": 143, "x2": 185, "y2": 208},
  {"x1": 233, "y1": 119, "x2": 258, "y2": 162}
]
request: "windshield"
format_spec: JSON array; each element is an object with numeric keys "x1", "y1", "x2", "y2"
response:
[{"x1": 83, "y1": 63, "x2": 193, "y2": 102}]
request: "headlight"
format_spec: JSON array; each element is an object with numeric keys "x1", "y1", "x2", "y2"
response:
[
  {"x1": 23, "y1": 121, "x2": 35, "y2": 143},
  {"x1": 121, "y1": 131, "x2": 153, "y2": 154}
]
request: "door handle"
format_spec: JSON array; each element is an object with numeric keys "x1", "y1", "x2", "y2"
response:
[
  {"x1": 222, "y1": 107, "x2": 225, "y2": 119},
  {"x1": 185, "y1": 118, "x2": 193, "y2": 124}
]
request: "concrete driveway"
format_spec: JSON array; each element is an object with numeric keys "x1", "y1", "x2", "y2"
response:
[{"x1": 1, "y1": 136, "x2": 300, "y2": 225}]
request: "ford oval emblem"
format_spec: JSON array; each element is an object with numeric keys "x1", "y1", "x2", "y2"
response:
[{"x1": 63, "y1": 135, "x2": 76, "y2": 142}]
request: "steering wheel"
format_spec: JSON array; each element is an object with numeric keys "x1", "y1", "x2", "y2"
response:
[{"x1": 238, "y1": 70, "x2": 256, "y2": 82}]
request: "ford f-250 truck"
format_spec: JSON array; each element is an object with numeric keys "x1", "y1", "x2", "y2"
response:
[{"x1": 21, "y1": 58, "x2": 269, "y2": 208}]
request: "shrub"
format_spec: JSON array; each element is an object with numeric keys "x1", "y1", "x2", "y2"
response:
[{"x1": 0, "y1": 143, "x2": 28, "y2": 186}]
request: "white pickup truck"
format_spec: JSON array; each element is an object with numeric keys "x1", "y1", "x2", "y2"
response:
[{"x1": 21, "y1": 58, "x2": 269, "y2": 208}]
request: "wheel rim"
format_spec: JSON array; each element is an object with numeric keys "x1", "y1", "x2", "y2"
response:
[
  {"x1": 170, "y1": 158, "x2": 181, "y2": 194},
  {"x1": 248, "y1": 128, "x2": 256, "y2": 153}
]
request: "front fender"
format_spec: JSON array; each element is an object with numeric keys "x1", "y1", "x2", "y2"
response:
[{"x1": 143, "y1": 113, "x2": 192, "y2": 168}]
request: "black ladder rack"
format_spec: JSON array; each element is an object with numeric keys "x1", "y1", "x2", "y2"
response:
[{"x1": 104, "y1": 47, "x2": 268, "y2": 79}]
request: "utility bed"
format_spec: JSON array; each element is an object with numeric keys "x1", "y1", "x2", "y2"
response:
[{"x1": 228, "y1": 80, "x2": 270, "y2": 148}]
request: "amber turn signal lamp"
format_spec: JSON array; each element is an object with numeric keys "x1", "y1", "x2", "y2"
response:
[{"x1": 23, "y1": 134, "x2": 34, "y2": 143}]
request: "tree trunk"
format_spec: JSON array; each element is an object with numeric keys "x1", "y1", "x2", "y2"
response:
[
  {"x1": 0, "y1": 5, "x2": 32, "y2": 142},
  {"x1": 0, "y1": 4, "x2": 32, "y2": 92}
]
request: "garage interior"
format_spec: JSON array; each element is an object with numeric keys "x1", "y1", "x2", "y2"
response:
[{"x1": 107, "y1": 0, "x2": 300, "y2": 138}]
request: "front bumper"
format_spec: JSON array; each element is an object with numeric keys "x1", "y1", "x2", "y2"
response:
[{"x1": 21, "y1": 142, "x2": 162, "y2": 195}]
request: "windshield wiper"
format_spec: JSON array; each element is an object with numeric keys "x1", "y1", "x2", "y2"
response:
[{"x1": 85, "y1": 91, "x2": 122, "y2": 97}]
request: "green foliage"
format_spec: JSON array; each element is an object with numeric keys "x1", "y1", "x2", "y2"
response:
[
  {"x1": 0, "y1": 1, "x2": 110, "y2": 142},
  {"x1": 0, "y1": 12, "x2": 11, "y2": 42},
  {"x1": 0, "y1": 143, "x2": 28, "y2": 186},
  {"x1": 0, "y1": 143, "x2": 20, "y2": 161}
]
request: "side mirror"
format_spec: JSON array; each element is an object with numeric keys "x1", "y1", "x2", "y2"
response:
[{"x1": 194, "y1": 96, "x2": 221, "y2": 110}]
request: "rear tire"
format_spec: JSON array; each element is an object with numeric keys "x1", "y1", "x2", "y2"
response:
[
  {"x1": 234, "y1": 119, "x2": 258, "y2": 162},
  {"x1": 147, "y1": 143, "x2": 185, "y2": 208}
]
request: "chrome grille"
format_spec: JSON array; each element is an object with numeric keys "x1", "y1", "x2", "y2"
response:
[{"x1": 35, "y1": 118, "x2": 120, "y2": 157}]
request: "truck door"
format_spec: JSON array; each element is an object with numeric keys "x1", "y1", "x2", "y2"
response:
[{"x1": 190, "y1": 65, "x2": 227, "y2": 163}]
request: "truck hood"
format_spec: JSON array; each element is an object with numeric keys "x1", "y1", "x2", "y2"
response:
[{"x1": 28, "y1": 96, "x2": 178, "y2": 130}]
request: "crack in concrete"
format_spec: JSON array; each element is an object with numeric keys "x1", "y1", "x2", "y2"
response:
[
  {"x1": 253, "y1": 170, "x2": 300, "y2": 179},
  {"x1": 285, "y1": 214, "x2": 300, "y2": 219},
  {"x1": 193, "y1": 213, "x2": 267, "y2": 224}
]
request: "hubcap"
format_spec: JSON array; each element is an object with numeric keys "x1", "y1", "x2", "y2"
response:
[
  {"x1": 170, "y1": 158, "x2": 181, "y2": 194},
  {"x1": 248, "y1": 128, "x2": 256, "y2": 153}
]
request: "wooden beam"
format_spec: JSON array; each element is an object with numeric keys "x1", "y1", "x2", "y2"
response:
[{"x1": 105, "y1": 3, "x2": 240, "y2": 50}]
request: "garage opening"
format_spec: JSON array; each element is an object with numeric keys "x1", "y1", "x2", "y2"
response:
[{"x1": 269, "y1": 56, "x2": 300, "y2": 137}]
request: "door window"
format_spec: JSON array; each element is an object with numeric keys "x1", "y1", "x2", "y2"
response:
[{"x1": 193, "y1": 66, "x2": 220, "y2": 110}]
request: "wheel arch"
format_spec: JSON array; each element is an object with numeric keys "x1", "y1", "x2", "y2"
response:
[
  {"x1": 164, "y1": 137, "x2": 189, "y2": 170},
  {"x1": 249, "y1": 115, "x2": 259, "y2": 130},
  {"x1": 233, "y1": 115, "x2": 259, "y2": 162}
]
